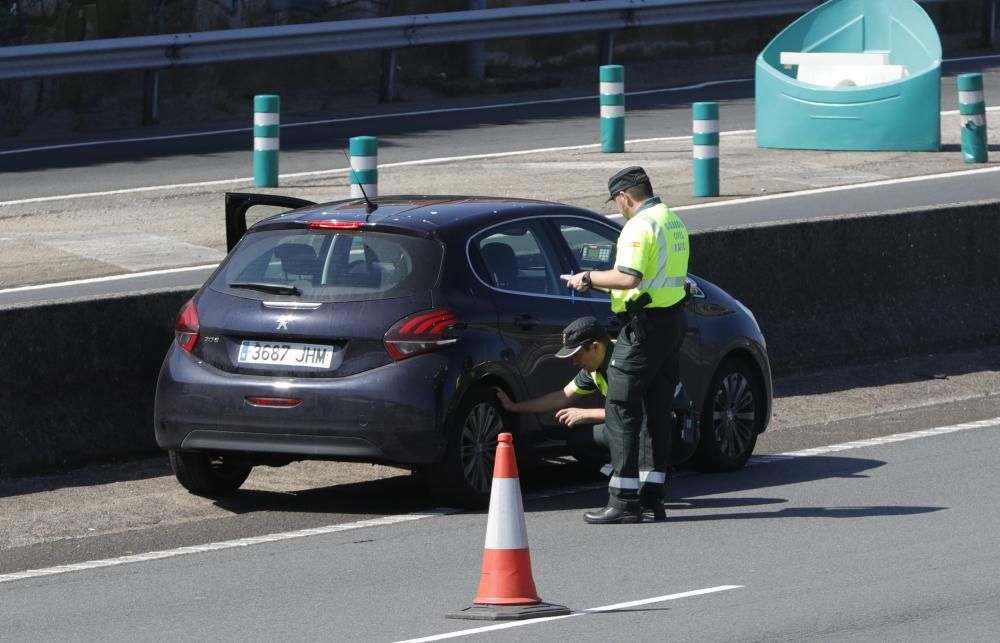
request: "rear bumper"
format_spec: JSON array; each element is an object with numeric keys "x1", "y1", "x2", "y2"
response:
[{"x1": 154, "y1": 345, "x2": 448, "y2": 464}]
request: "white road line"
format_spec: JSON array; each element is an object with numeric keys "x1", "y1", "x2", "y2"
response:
[
  {"x1": 673, "y1": 164, "x2": 1000, "y2": 212},
  {"x1": 751, "y1": 416, "x2": 1000, "y2": 464},
  {"x1": 2, "y1": 417, "x2": 997, "y2": 586},
  {"x1": 394, "y1": 585, "x2": 743, "y2": 643},
  {"x1": 0, "y1": 510, "x2": 455, "y2": 585},
  {"x1": 0, "y1": 264, "x2": 217, "y2": 295}
]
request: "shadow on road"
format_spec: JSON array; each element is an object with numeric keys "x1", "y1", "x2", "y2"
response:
[{"x1": 524, "y1": 453, "x2": 944, "y2": 521}]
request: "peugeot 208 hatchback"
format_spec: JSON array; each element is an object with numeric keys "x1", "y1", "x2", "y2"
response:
[{"x1": 154, "y1": 193, "x2": 772, "y2": 507}]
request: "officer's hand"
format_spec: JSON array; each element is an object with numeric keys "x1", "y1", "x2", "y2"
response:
[
  {"x1": 492, "y1": 387, "x2": 514, "y2": 411},
  {"x1": 555, "y1": 407, "x2": 587, "y2": 426},
  {"x1": 565, "y1": 273, "x2": 590, "y2": 292}
]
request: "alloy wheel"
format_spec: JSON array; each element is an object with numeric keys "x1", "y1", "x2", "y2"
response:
[
  {"x1": 711, "y1": 371, "x2": 757, "y2": 458},
  {"x1": 458, "y1": 401, "x2": 504, "y2": 494}
]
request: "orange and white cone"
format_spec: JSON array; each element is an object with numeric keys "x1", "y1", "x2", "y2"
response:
[{"x1": 448, "y1": 432, "x2": 569, "y2": 621}]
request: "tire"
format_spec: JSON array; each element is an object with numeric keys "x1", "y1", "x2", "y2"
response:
[
  {"x1": 168, "y1": 450, "x2": 252, "y2": 497},
  {"x1": 422, "y1": 388, "x2": 513, "y2": 508},
  {"x1": 692, "y1": 359, "x2": 763, "y2": 472}
]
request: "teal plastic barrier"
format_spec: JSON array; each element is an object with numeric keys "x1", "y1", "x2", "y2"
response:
[{"x1": 755, "y1": 0, "x2": 941, "y2": 151}]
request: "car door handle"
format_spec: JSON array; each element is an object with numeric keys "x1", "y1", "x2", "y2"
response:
[{"x1": 513, "y1": 314, "x2": 539, "y2": 330}]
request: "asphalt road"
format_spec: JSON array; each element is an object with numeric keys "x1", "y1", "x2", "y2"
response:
[
  {"x1": 2, "y1": 394, "x2": 999, "y2": 641},
  {"x1": 2, "y1": 348, "x2": 999, "y2": 641}
]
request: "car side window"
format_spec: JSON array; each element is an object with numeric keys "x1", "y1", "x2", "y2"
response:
[
  {"x1": 473, "y1": 222, "x2": 560, "y2": 295},
  {"x1": 554, "y1": 218, "x2": 618, "y2": 273}
]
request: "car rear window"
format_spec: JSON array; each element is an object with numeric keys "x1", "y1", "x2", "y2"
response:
[{"x1": 209, "y1": 229, "x2": 442, "y2": 302}]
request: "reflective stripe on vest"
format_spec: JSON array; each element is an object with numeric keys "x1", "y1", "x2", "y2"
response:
[{"x1": 611, "y1": 201, "x2": 690, "y2": 312}]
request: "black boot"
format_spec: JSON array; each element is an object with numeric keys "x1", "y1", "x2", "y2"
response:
[
  {"x1": 583, "y1": 505, "x2": 642, "y2": 524},
  {"x1": 641, "y1": 502, "x2": 667, "y2": 522}
]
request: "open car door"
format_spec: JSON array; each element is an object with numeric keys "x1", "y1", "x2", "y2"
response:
[{"x1": 225, "y1": 192, "x2": 316, "y2": 252}]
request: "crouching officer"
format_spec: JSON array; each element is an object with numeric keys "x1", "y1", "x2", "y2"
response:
[
  {"x1": 495, "y1": 316, "x2": 697, "y2": 522},
  {"x1": 565, "y1": 166, "x2": 690, "y2": 524}
]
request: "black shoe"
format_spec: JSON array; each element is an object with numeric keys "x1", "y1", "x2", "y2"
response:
[
  {"x1": 583, "y1": 506, "x2": 642, "y2": 524},
  {"x1": 642, "y1": 503, "x2": 667, "y2": 522}
]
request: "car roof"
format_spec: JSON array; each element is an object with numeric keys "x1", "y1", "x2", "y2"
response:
[{"x1": 268, "y1": 195, "x2": 609, "y2": 234}]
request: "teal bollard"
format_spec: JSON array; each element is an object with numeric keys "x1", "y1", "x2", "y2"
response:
[
  {"x1": 958, "y1": 73, "x2": 988, "y2": 163},
  {"x1": 350, "y1": 136, "x2": 378, "y2": 198},
  {"x1": 692, "y1": 102, "x2": 720, "y2": 197},
  {"x1": 253, "y1": 95, "x2": 280, "y2": 188},
  {"x1": 599, "y1": 65, "x2": 625, "y2": 153}
]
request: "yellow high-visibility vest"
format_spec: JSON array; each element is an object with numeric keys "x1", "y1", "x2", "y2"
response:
[{"x1": 610, "y1": 198, "x2": 690, "y2": 313}]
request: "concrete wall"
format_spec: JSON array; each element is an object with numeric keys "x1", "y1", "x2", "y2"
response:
[
  {"x1": 1, "y1": 200, "x2": 998, "y2": 476},
  {"x1": 688, "y1": 200, "x2": 1000, "y2": 373},
  {"x1": 0, "y1": 289, "x2": 194, "y2": 477}
]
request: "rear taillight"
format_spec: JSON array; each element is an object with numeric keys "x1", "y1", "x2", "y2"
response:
[
  {"x1": 174, "y1": 299, "x2": 200, "y2": 353},
  {"x1": 383, "y1": 309, "x2": 460, "y2": 361},
  {"x1": 246, "y1": 396, "x2": 303, "y2": 408}
]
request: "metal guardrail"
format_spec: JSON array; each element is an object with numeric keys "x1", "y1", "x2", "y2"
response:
[{"x1": 0, "y1": 0, "x2": 993, "y2": 81}]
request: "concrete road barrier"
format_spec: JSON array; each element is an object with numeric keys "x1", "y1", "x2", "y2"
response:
[
  {"x1": 689, "y1": 199, "x2": 1000, "y2": 373},
  {"x1": 2, "y1": 200, "x2": 998, "y2": 477},
  {"x1": 0, "y1": 289, "x2": 195, "y2": 477}
]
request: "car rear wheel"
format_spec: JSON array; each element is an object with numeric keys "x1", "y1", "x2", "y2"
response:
[
  {"x1": 168, "y1": 450, "x2": 253, "y2": 497},
  {"x1": 693, "y1": 359, "x2": 762, "y2": 472},
  {"x1": 423, "y1": 388, "x2": 512, "y2": 508}
]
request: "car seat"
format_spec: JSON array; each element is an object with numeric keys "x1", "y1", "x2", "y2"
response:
[
  {"x1": 273, "y1": 243, "x2": 319, "y2": 280},
  {"x1": 480, "y1": 243, "x2": 520, "y2": 290}
]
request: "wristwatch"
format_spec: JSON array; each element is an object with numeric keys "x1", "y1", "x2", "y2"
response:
[{"x1": 581, "y1": 271, "x2": 592, "y2": 288}]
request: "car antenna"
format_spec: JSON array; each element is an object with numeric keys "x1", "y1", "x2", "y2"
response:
[{"x1": 342, "y1": 147, "x2": 378, "y2": 218}]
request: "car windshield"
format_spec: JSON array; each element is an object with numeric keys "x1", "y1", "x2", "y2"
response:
[{"x1": 210, "y1": 228, "x2": 442, "y2": 302}]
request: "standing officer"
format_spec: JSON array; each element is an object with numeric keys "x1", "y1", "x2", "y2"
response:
[{"x1": 565, "y1": 166, "x2": 689, "y2": 524}]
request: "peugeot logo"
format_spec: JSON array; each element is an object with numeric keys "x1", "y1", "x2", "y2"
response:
[{"x1": 276, "y1": 316, "x2": 293, "y2": 331}]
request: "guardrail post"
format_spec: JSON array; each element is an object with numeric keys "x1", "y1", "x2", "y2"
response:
[
  {"x1": 692, "y1": 102, "x2": 720, "y2": 197},
  {"x1": 599, "y1": 32, "x2": 615, "y2": 65},
  {"x1": 253, "y1": 94, "x2": 280, "y2": 187},
  {"x1": 379, "y1": 50, "x2": 397, "y2": 104},
  {"x1": 466, "y1": 0, "x2": 487, "y2": 81},
  {"x1": 599, "y1": 64, "x2": 624, "y2": 153},
  {"x1": 983, "y1": 0, "x2": 998, "y2": 48},
  {"x1": 958, "y1": 73, "x2": 989, "y2": 163},
  {"x1": 142, "y1": 70, "x2": 159, "y2": 126},
  {"x1": 350, "y1": 135, "x2": 378, "y2": 198}
]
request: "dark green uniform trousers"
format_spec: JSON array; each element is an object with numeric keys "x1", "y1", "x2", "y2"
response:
[{"x1": 604, "y1": 303, "x2": 686, "y2": 510}]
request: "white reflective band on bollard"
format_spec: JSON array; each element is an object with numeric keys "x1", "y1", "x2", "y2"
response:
[
  {"x1": 963, "y1": 114, "x2": 987, "y2": 127},
  {"x1": 483, "y1": 478, "x2": 529, "y2": 550},
  {"x1": 254, "y1": 137, "x2": 279, "y2": 151},
  {"x1": 600, "y1": 105, "x2": 625, "y2": 118},
  {"x1": 599, "y1": 82, "x2": 625, "y2": 95},
  {"x1": 959, "y1": 90, "x2": 986, "y2": 104},
  {"x1": 253, "y1": 112, "x2": 280, "y2": 126},
  {"x1": 692, "y1": 119, "x2": 720, "y2": 134},
  {"x1": 351, "y1": 156, "x2": 378, "y2": 171},
  {"x1": 693, "y1": 144, "x2": 720, "y2": 159},
  {"x1": 351, "y1": 184, "x2": 377, "y2": 198}
]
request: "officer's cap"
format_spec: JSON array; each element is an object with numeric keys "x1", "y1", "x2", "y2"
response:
[
  {"x1": 606, "y1": 166, "x2": 652, "y2": 202},
  {"x1": 555, "y1": 316, "x2": 610, "y2": 358}
]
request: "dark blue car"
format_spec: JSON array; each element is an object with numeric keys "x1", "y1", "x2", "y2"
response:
[{"x1": 154, "y1": 193, "x2": 772, "y2": 507}]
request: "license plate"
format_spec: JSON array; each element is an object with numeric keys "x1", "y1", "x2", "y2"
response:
[{"x1": 238, "y1": 340, "x2": 335, "y2": 368}]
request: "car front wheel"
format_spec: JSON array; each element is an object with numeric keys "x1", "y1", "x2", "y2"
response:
[
  {"x1": 422, "y1": 387, "x2": 511, "y2": 508},
  {"x1": 693, "y1": 358, "x2": 762, "y2": 472},
  {"x1": 168, "y1": 450, "x2": 253, "y2": 497}
]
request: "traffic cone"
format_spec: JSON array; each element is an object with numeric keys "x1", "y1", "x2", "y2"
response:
[{"x1": 447, "y1": 432, "x2": 570, "y2": 621}]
